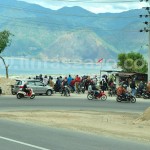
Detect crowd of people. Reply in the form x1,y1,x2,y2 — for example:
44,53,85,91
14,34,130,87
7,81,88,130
116,77,150,98
28,74,150,98
29,74,115,95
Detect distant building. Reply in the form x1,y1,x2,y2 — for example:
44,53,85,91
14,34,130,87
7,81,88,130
115,72,147,87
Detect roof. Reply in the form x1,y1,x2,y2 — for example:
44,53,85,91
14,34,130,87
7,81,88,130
116,72,136,77
115,72,147,77
100,70,122,73
15,79,40,82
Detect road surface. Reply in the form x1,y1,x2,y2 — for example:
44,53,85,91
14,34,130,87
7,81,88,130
0,94,150,150
0,119,150,150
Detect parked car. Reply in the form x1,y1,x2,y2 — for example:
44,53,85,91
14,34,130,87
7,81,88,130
12,79,54,96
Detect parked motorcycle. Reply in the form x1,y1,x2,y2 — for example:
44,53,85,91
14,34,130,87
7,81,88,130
116,93,136,103
143,91,150,99
61,85,70,96
76,86,85,94
68,85,75,93
108,88,116,97
136,88,145,98
16,88,35,99
87,90,107,101
54,84,62,93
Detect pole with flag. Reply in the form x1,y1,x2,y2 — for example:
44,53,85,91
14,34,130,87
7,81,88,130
97,58,103,80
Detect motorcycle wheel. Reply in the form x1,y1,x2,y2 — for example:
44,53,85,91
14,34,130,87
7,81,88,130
130,97,136,103
64,90,68,97
16,93,23,99
143,94,148,99
87,94,93,100
101,95,107,101
76,89,80,94
46,90,52,96
116,97,121,102
30,94,35,99
68,86,74,93
108,91,112,97
59,88,62,94
70,89,74,93
82,89,85,94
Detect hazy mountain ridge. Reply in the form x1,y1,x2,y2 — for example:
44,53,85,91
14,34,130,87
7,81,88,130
0,0,147,61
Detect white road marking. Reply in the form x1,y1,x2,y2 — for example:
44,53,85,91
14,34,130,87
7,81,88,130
0,136,51,150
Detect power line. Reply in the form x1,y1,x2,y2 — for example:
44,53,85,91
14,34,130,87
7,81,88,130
28,0,142,4
0,1,145,33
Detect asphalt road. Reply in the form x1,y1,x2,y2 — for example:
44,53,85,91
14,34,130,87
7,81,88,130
0,119,150,150
0,94,150,150
0,94,150,113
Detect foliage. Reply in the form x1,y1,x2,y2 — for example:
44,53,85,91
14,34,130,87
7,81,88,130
0,30,13,78
117,52,147,73
0,30,13,54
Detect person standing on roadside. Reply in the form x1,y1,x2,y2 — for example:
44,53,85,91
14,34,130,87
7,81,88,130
67,75,73,85
146,81,150,92
39,74,43,82
75,75,81,93
100,78,106,92
43,75,49,85
49,77,54,89
130,79,136,97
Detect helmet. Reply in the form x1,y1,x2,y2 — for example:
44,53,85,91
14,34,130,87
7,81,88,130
123,84,127,88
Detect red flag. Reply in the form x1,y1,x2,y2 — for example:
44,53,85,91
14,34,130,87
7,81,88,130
97,58,103,63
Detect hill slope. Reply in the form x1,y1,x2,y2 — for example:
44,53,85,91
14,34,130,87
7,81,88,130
0,0,147,61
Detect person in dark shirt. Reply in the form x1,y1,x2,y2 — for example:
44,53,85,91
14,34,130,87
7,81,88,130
22,82,30,95
91,83,99,98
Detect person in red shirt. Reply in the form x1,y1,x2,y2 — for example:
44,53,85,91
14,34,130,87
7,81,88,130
75,75,81,93
117,84,128,98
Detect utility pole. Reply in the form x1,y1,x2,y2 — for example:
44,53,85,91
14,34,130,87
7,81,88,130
140,0,150,81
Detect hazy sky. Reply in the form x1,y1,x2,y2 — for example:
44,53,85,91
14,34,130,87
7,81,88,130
19,0,148,14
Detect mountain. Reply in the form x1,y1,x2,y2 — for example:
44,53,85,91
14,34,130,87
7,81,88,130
0,0,147,62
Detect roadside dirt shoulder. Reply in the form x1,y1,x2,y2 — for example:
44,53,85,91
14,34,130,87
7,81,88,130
0,108,150,143
0,77,15,95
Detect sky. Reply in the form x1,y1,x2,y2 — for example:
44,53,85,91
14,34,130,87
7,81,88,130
19,0,149,14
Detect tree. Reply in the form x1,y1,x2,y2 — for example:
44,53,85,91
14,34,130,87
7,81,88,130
117,52,147,73
0,30,13,78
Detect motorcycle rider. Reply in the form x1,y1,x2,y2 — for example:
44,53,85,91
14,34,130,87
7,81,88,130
22,82,30,95
61,77,70,96
88,82,92,92
88,82,99,98
117,84,128,98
